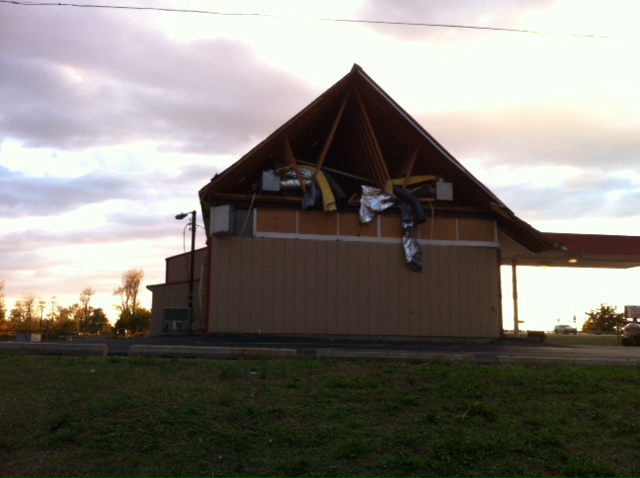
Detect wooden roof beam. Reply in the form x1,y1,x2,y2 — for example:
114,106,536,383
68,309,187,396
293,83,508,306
401,147,419,189
315,90,350,172
355,89,390,186
281,136,306,194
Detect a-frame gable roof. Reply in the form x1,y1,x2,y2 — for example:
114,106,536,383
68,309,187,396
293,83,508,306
200,64,557,253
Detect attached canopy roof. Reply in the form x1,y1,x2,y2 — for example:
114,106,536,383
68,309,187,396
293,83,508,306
199,64,557,254
501,232,640,269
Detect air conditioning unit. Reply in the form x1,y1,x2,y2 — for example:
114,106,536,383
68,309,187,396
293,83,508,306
211,205,234,236
436,181,453,201
261,170,281,192
162,308,192,332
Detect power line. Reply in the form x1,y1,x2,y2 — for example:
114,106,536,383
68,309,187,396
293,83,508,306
0,0,622,40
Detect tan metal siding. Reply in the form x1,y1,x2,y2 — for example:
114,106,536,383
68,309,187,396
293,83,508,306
148,281,204,336
165,248,208,284
208,237,500,338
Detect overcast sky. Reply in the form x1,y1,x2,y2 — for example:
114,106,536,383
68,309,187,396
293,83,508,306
1,0,639,329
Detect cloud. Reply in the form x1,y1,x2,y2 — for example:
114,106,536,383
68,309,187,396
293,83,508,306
493,173,639,220
0,165,139,217
353,0,557,42
0,3,315,155
419,105,640,170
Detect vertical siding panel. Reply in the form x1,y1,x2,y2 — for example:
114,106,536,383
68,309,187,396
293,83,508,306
209,239,220,332
249,239,263,333
225,239,240,331
325,241,339,334
296,239,308,334
471,248,483,337
304,241,318,333
335,242,349,334
315,242,328,334
271,238,286,333
377,242,390,337
340,242,352,334
380,242,393,336
461,247,479,337
456,247,470,336
473,248,486,336
247,239,259,333
230,239,242,332
438,247,452,336
368,242,381,336
217,239,233,332
228,239,240,331
357,243,369,335
346,242,360,335
449,248,462,336
477,249,490,336
373,243,385,336
259,239,274,332
385,243,401,336
409,258,422,337
482,248,500,337
288,240,307,334
395,249,411,336
211,239,222,332
419,245,431,336
431,245,444,337
226,239,239,332
238,239,252,333
282,239,296,334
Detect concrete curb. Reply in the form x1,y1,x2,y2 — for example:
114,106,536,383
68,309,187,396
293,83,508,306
0,342,108,357
316,349,477,363
495,355,640,366
316,350,640,366
128,345,298,359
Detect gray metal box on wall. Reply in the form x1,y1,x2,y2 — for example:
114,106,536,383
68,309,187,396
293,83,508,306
436,182,453,201
211,205,234,236
261,170,280,192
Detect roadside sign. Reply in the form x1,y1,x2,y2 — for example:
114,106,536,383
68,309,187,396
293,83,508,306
624,306,640,319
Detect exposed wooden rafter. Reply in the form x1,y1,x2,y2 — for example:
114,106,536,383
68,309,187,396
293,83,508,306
315,90,350,172
355,89,390,186
281,136,306,194
400,147,419,188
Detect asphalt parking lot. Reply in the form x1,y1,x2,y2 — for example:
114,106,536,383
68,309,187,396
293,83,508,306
82,333,640,365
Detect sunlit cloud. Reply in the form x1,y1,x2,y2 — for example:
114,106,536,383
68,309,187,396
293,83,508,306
1,0,639,329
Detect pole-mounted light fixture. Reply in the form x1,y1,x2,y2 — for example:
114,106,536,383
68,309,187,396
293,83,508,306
175,210,197,331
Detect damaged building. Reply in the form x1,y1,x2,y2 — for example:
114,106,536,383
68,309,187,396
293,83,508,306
148,64,562,339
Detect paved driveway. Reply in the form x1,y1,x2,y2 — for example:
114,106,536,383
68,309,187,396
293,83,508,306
80,334,640,364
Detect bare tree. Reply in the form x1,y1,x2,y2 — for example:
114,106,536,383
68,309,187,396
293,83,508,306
0,281,6,322
37,298,47,330
79,287,95,333
113,269,144,321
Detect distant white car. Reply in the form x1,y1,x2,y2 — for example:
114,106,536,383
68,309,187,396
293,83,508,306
554,324,577,334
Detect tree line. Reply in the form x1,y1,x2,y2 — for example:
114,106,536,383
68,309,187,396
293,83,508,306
0,269,151,338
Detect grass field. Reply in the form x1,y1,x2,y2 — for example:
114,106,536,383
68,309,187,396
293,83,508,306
2,355,640,477
542,333,619,347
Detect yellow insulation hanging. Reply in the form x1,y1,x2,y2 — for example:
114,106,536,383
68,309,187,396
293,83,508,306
384,175,438,195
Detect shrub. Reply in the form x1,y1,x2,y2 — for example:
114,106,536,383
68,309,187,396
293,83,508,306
527,331,546,342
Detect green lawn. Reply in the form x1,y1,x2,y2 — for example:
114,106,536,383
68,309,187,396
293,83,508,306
544,333,620,346
2,355,640,477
